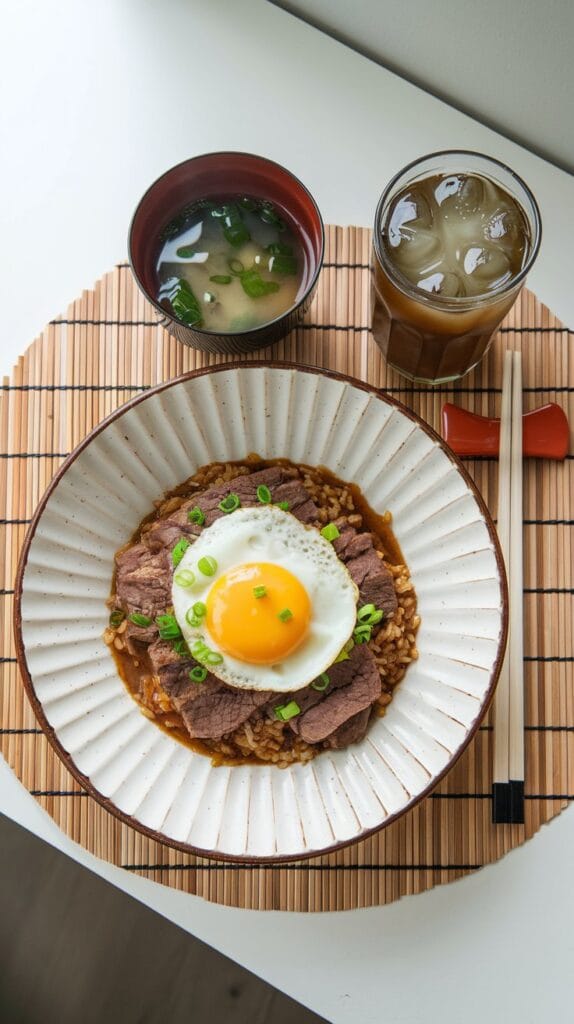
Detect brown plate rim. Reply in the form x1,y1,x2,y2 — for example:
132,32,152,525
13,361,508,865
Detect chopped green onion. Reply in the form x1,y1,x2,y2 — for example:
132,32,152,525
188,506,205,526
223,221,250,248
357,603,376,622
192,601,207,618
172,638,190,656
189,666,207,683
278,608,293,622
239,268,280,299
174,569,195,588
228,258,244,276
171,537,190,567
275,501,290,512
321,523,340,542
334,638,355,663
192,639,208,657
185,609,201,628
353,623,372,644
256,484,272,504
155,613,182,640
218,493,240,514
274,700,301,722
204,651,223,665
128,612,152,627
176,245,197,258
209,274,232,285
268,253,298,276
253,585,267,599
109,610,125,628
161,278,203,328
198,555,217,577
266,241,292,256
311,673,330,692
357,604,384,626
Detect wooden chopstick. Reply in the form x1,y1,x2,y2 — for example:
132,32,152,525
492,351,525,824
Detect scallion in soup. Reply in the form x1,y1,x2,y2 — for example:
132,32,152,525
156,196,305,332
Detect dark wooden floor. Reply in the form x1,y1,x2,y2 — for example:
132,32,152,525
0,815,328,1024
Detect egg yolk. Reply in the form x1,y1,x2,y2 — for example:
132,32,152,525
205,562,311,665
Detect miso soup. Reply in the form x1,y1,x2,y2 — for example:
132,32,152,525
156,196,305,333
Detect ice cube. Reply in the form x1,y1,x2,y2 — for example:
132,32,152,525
435,174,484,220
417,270,464,297
462,244,511,292
387,189,434,245
483,205,528,258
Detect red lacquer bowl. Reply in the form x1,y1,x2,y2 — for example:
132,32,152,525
129,152,325,356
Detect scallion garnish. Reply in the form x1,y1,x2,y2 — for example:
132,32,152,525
256,484,272,504
172,638,190,656
192,601,207,618
334,638,355,663
311,673,330,692
204,651,223,665
353,623,372,645
189,666,207,683
278,608,293,622
228,258,244,276
109,610,125,628
155,613,182,641
357,604,384,625
176,245,197,258
185,609,201,628
274,700,301,722
275,501,290,512
239,268,280,299
128,612,152,628
188,506,205,526
209,275,232,285
321,523,340,542
198,555,217,577
171,537,190,567
253,585,267,599
218,493,240,514
174,569,195,588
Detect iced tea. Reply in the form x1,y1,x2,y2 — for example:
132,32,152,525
371,152,541,383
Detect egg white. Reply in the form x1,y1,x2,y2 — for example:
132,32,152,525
171,506,358,692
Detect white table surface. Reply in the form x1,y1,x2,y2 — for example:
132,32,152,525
2,2,573,1021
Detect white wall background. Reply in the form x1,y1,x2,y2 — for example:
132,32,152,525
272,0,574,173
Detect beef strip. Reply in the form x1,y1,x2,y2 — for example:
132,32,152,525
124,619,158,657
181,686,273,740
114,544,171,617
294,644,381,744
324,706,371,749
149,639,273,741
332,524,398,617
141,519,198,555
346,548,398,616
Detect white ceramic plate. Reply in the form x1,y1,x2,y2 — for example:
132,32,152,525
15,364,506,861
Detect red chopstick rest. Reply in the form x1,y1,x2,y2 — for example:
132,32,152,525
442,402,570,459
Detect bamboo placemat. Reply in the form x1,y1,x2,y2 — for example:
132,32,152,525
1,225,572,911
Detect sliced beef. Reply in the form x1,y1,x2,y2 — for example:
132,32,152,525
167,465,318,531
181,686,273,740
346,547,398,616
142,519,198,555
149,639,273,741
332,527,372,562
295,645,381,744
271,478,319,525
124,619,158,657
324,707,371,749
159,655,223,711
114,544,171,617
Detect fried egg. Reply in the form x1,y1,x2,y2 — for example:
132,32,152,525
171,506,358,692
